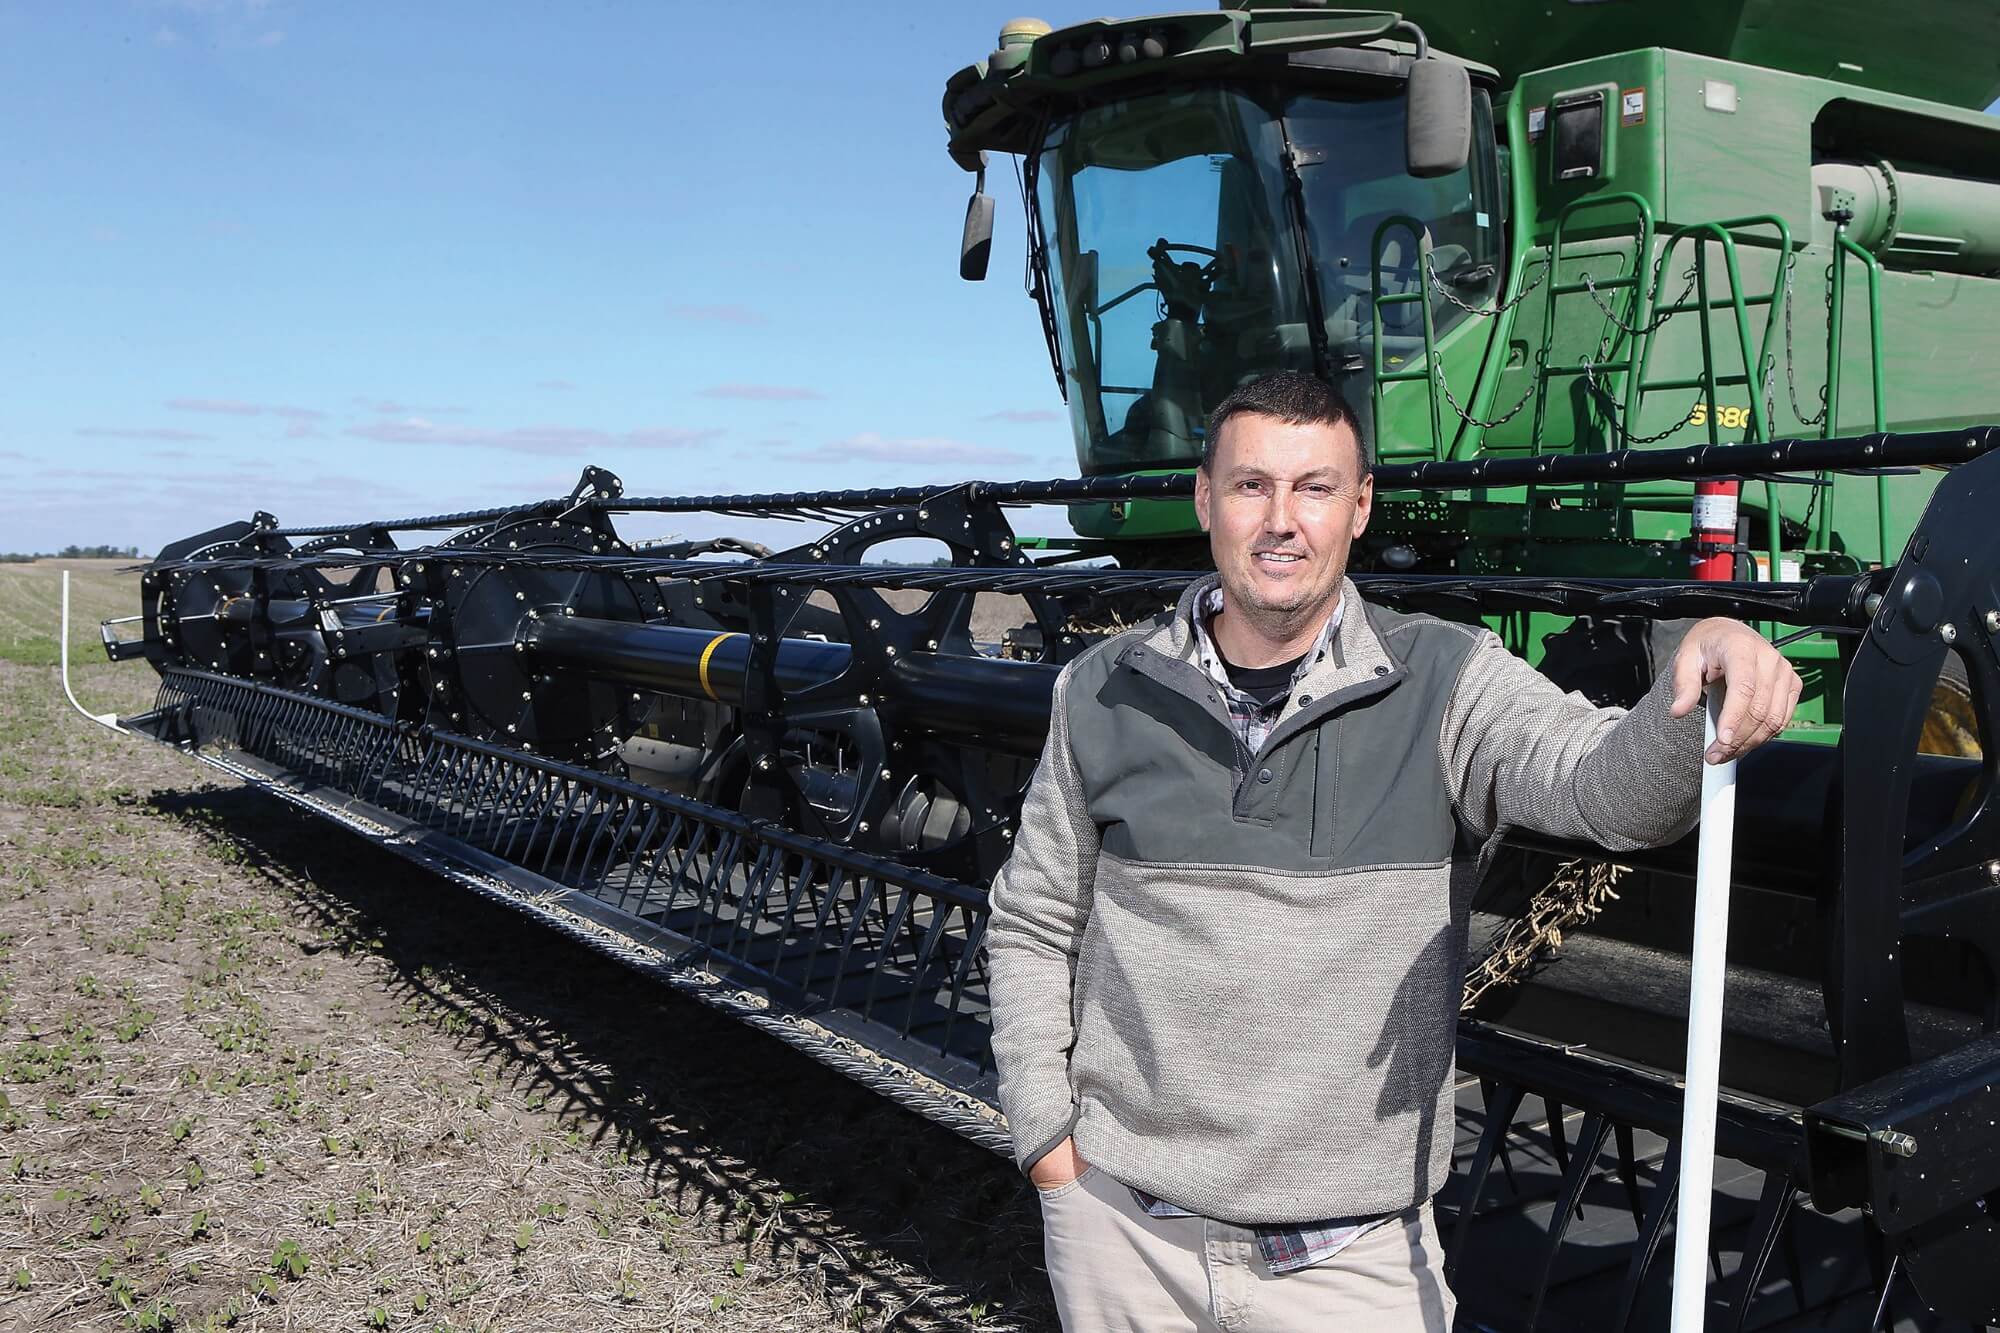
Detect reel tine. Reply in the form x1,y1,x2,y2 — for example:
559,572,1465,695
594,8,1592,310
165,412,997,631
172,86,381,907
1724,1169,1798,1333
1525,1109,1613,1332
1612,1139,1680,1333
1614,1121,1645,1229
1869,1249,1900,1333
1544,1096,1570,1179
1447,1079,1526,1280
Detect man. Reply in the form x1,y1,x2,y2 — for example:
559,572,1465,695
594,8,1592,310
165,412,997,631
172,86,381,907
985,371,1800,1331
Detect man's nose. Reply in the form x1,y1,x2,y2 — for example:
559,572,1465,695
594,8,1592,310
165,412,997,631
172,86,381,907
1262,484,1298,534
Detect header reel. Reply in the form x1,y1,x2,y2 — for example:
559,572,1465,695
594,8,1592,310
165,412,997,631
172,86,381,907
143,518,408,717
417,512,663,765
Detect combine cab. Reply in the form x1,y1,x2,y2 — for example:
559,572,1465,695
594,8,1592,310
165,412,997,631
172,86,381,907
73,4,2000,1328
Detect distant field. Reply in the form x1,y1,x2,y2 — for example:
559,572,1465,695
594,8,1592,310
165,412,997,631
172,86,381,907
0,561,146,674
0,561,1047,1332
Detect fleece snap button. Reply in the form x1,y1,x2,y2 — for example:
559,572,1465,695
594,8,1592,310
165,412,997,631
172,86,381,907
1297,694,1312,706
1257,768,1274,784
1373,665,1389,676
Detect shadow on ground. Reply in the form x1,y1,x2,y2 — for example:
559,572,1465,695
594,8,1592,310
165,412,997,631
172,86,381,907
148,784,1055,1332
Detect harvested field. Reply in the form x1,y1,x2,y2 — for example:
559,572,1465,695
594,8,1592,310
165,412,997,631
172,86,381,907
0,560,1053,1331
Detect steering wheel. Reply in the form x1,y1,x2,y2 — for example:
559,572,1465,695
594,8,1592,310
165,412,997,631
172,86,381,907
1147,238,1222,317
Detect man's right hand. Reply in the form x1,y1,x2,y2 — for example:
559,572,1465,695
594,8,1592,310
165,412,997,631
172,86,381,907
1029,1136,1090,1192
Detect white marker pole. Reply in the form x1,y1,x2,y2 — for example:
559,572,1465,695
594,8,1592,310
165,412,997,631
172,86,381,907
59,570,126,734
1671,688,1737,1332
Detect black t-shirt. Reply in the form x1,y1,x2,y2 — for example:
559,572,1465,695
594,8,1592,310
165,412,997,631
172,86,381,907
1221,651,1307,708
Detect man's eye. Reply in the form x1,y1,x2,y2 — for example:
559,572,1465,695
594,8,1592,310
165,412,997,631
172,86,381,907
1300,484,1332,499
1237,480,1265,494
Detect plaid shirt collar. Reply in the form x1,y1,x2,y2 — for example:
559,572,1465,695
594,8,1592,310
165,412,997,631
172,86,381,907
1189,587,1344,755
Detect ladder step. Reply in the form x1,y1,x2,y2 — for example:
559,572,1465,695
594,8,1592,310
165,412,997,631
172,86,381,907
1544,362,1639,377
1660,294,1778,314
1640,375,1750,390
1544,272,1640,292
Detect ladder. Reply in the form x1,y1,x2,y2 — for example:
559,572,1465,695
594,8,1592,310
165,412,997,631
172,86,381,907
1629,215,1793,448
1368,213,1445,460
1366,196,1661,462
1528,192,1657,455
1629,216,1794,579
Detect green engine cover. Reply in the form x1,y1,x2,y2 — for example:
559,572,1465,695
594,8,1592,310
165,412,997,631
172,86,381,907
1407,0,2000,110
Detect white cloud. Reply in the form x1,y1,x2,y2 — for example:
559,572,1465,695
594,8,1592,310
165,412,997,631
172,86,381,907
699,384,824,402
351,397,467,416
779,433,1030,468
345,418,719,455
76,426,214,442
168,397,325,420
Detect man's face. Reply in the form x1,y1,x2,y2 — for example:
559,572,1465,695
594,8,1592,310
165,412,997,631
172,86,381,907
1193,413,1372,624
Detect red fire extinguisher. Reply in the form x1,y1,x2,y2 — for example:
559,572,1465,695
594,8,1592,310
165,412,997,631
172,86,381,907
1691,479,1738,581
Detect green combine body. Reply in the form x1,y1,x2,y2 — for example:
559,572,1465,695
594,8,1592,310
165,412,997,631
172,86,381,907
943,3,2000,740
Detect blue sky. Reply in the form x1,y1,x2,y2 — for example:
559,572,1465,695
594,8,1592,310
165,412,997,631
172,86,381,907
0,1,1120,554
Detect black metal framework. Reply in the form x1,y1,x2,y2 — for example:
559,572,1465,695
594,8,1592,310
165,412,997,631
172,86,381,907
99,424,2000,1328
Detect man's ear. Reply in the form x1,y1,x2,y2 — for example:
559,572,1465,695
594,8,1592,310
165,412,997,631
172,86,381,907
1351,473,1374,540
1193,467,1213,533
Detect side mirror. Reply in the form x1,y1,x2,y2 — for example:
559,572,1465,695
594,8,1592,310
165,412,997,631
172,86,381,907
1406,58,1471,178
961,190,996,281
960,150,995,281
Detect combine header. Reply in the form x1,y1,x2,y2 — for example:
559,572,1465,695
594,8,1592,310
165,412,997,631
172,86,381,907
73,4,2000,1328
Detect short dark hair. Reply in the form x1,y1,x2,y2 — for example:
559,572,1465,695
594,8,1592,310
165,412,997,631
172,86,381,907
1202,371,1365,472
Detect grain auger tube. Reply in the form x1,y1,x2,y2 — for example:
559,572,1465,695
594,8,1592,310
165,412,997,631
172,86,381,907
67,425,2000,1328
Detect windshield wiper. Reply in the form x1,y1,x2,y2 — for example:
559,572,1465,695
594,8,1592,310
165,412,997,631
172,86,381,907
1275,117,1335,385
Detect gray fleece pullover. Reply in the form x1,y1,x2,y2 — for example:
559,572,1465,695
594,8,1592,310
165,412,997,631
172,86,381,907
984,576,1704,1224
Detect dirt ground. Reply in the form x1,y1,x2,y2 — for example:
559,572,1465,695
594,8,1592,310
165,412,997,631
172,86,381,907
0,560,1055,1332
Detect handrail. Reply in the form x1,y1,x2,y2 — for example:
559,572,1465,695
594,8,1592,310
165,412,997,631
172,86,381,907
1633,215,1795,584
1829,227,1891,564
1529,191,1656,454
1369,213,1445,460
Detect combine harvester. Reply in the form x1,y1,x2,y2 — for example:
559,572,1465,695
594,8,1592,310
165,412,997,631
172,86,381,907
70,4,2000,1327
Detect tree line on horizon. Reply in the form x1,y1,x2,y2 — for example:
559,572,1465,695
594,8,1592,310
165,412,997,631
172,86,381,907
1,544,148,563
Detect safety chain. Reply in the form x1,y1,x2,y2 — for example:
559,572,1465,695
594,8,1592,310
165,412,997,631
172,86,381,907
1580,337,1703,446
1569,259,1703,444
1580,262,1698,339
1762,353,1779,443
1430,351,1545,431
1395,255,1552,434
1416,252,1554,432
1783,251,1829,428
1426,253,1550,318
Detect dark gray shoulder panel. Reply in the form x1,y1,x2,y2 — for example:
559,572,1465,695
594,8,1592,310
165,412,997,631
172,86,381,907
1051,598,1492,873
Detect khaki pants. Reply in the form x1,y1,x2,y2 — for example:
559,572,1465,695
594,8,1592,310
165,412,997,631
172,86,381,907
1038,1167,1457,1332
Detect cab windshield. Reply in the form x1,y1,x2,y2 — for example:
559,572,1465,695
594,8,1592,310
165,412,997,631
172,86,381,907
1030,81,1499,475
